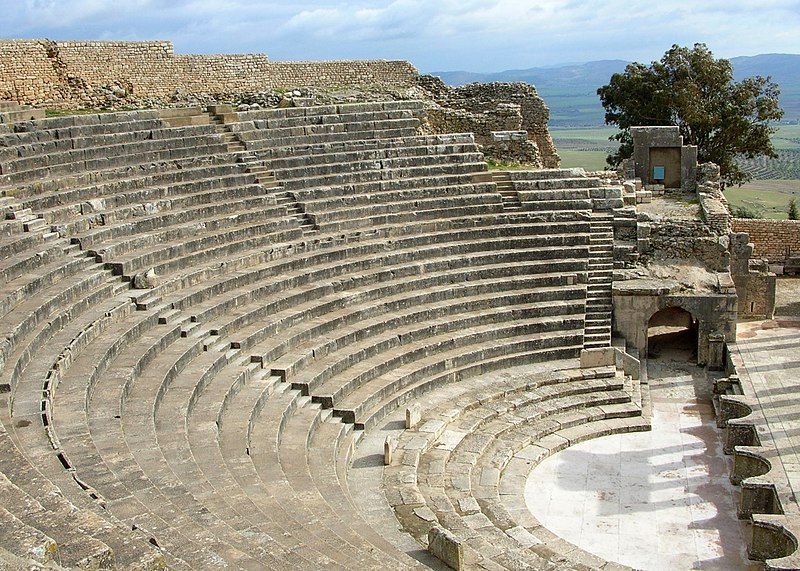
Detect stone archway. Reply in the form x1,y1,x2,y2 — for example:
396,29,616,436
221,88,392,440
647,305,699,360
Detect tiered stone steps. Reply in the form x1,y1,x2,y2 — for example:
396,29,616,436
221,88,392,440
382,363,648,569
0,102,609,568
0,100,45,124
491,171,522,211
231,101,424,152
233,102,501,234
585,212,614,349
504,168,598,213
492,169,615,350
611,205,645,268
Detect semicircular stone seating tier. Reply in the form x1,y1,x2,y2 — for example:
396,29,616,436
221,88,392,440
0,100,645,569
380,363,649,569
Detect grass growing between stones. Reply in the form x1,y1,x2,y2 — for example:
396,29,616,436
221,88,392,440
486,158,524,170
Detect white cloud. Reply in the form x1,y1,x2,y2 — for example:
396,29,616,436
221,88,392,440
0,0,799,70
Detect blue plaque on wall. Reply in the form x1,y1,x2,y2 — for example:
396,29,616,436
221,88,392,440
653,166,666,180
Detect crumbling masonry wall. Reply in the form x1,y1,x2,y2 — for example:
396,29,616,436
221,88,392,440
732,219,800,263
645,218,731,272
417,77,559,168
447,82,559,168
0,40,418,107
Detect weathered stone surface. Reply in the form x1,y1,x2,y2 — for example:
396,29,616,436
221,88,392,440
132,268,158,289
428,526,463,570
384,435,395,466
0,40,418,108
579,347,615,368
406,404,421,429
417,77,559,168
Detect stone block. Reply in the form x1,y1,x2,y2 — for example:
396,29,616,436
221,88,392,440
384,435,395,465
406,404,421,429
132,268,158,289
428,526,463,571
580,347,615,368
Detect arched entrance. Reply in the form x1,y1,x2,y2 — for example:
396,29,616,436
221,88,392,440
647,306,698,360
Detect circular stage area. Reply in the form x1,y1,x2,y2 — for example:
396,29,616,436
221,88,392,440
525,343,755,570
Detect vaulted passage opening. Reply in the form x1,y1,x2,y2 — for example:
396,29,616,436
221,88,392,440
647,306,698,360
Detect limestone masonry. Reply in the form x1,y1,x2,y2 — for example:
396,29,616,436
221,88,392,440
0,37,796,571
0,40,418,106
733,218,800,264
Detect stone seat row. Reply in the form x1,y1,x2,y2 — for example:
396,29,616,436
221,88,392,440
0,194,592,564
0,419,166,569
0,122,218,176
1,136,230,187
20,241,576,568
40,217,592,564
232,100,425,123
254,132,475,163
278,158,489,192
266,133,477,171
383,363,648,569
233,116,420,142
273,149,486,184
0,101,607,568
0,104,423,567
0,100,45,125
9,109,165,132
0,116,169,151
181,223,591,345
41,165,269,234
242,125,421,153
231,105,424,153
0,235,167,567
135,214,589,323
85,182,521,282
5,153,235,205
233,108,420,135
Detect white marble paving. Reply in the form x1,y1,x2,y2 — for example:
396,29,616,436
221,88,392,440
525,340,757,570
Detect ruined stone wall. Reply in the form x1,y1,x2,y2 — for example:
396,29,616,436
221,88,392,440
0,40,64,104
645,218,730,272
732,219,800,263
446,82,559,168
418,77,559,168
729,233,776,319
174,54,272,94
696,163,732,235
265,60,418,89
0,39,418,107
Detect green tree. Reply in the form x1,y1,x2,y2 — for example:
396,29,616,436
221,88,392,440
598,43,784,186
789,199,799,220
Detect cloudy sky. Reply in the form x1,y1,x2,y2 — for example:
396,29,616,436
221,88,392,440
2,0,800,72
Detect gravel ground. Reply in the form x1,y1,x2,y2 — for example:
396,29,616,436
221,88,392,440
637,194,701,220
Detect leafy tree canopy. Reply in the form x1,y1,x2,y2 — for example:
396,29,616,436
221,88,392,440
598,43,784,186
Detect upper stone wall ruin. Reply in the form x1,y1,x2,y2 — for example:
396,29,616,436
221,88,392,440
732,218,800,264
0,39,418,107
416,77,560,168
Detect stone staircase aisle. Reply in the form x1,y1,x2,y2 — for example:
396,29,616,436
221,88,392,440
207,105,318,236
491,171,522,211
584,212,614,349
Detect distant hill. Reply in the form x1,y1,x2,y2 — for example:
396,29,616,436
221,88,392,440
731,54,800,123
430,54,800,127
